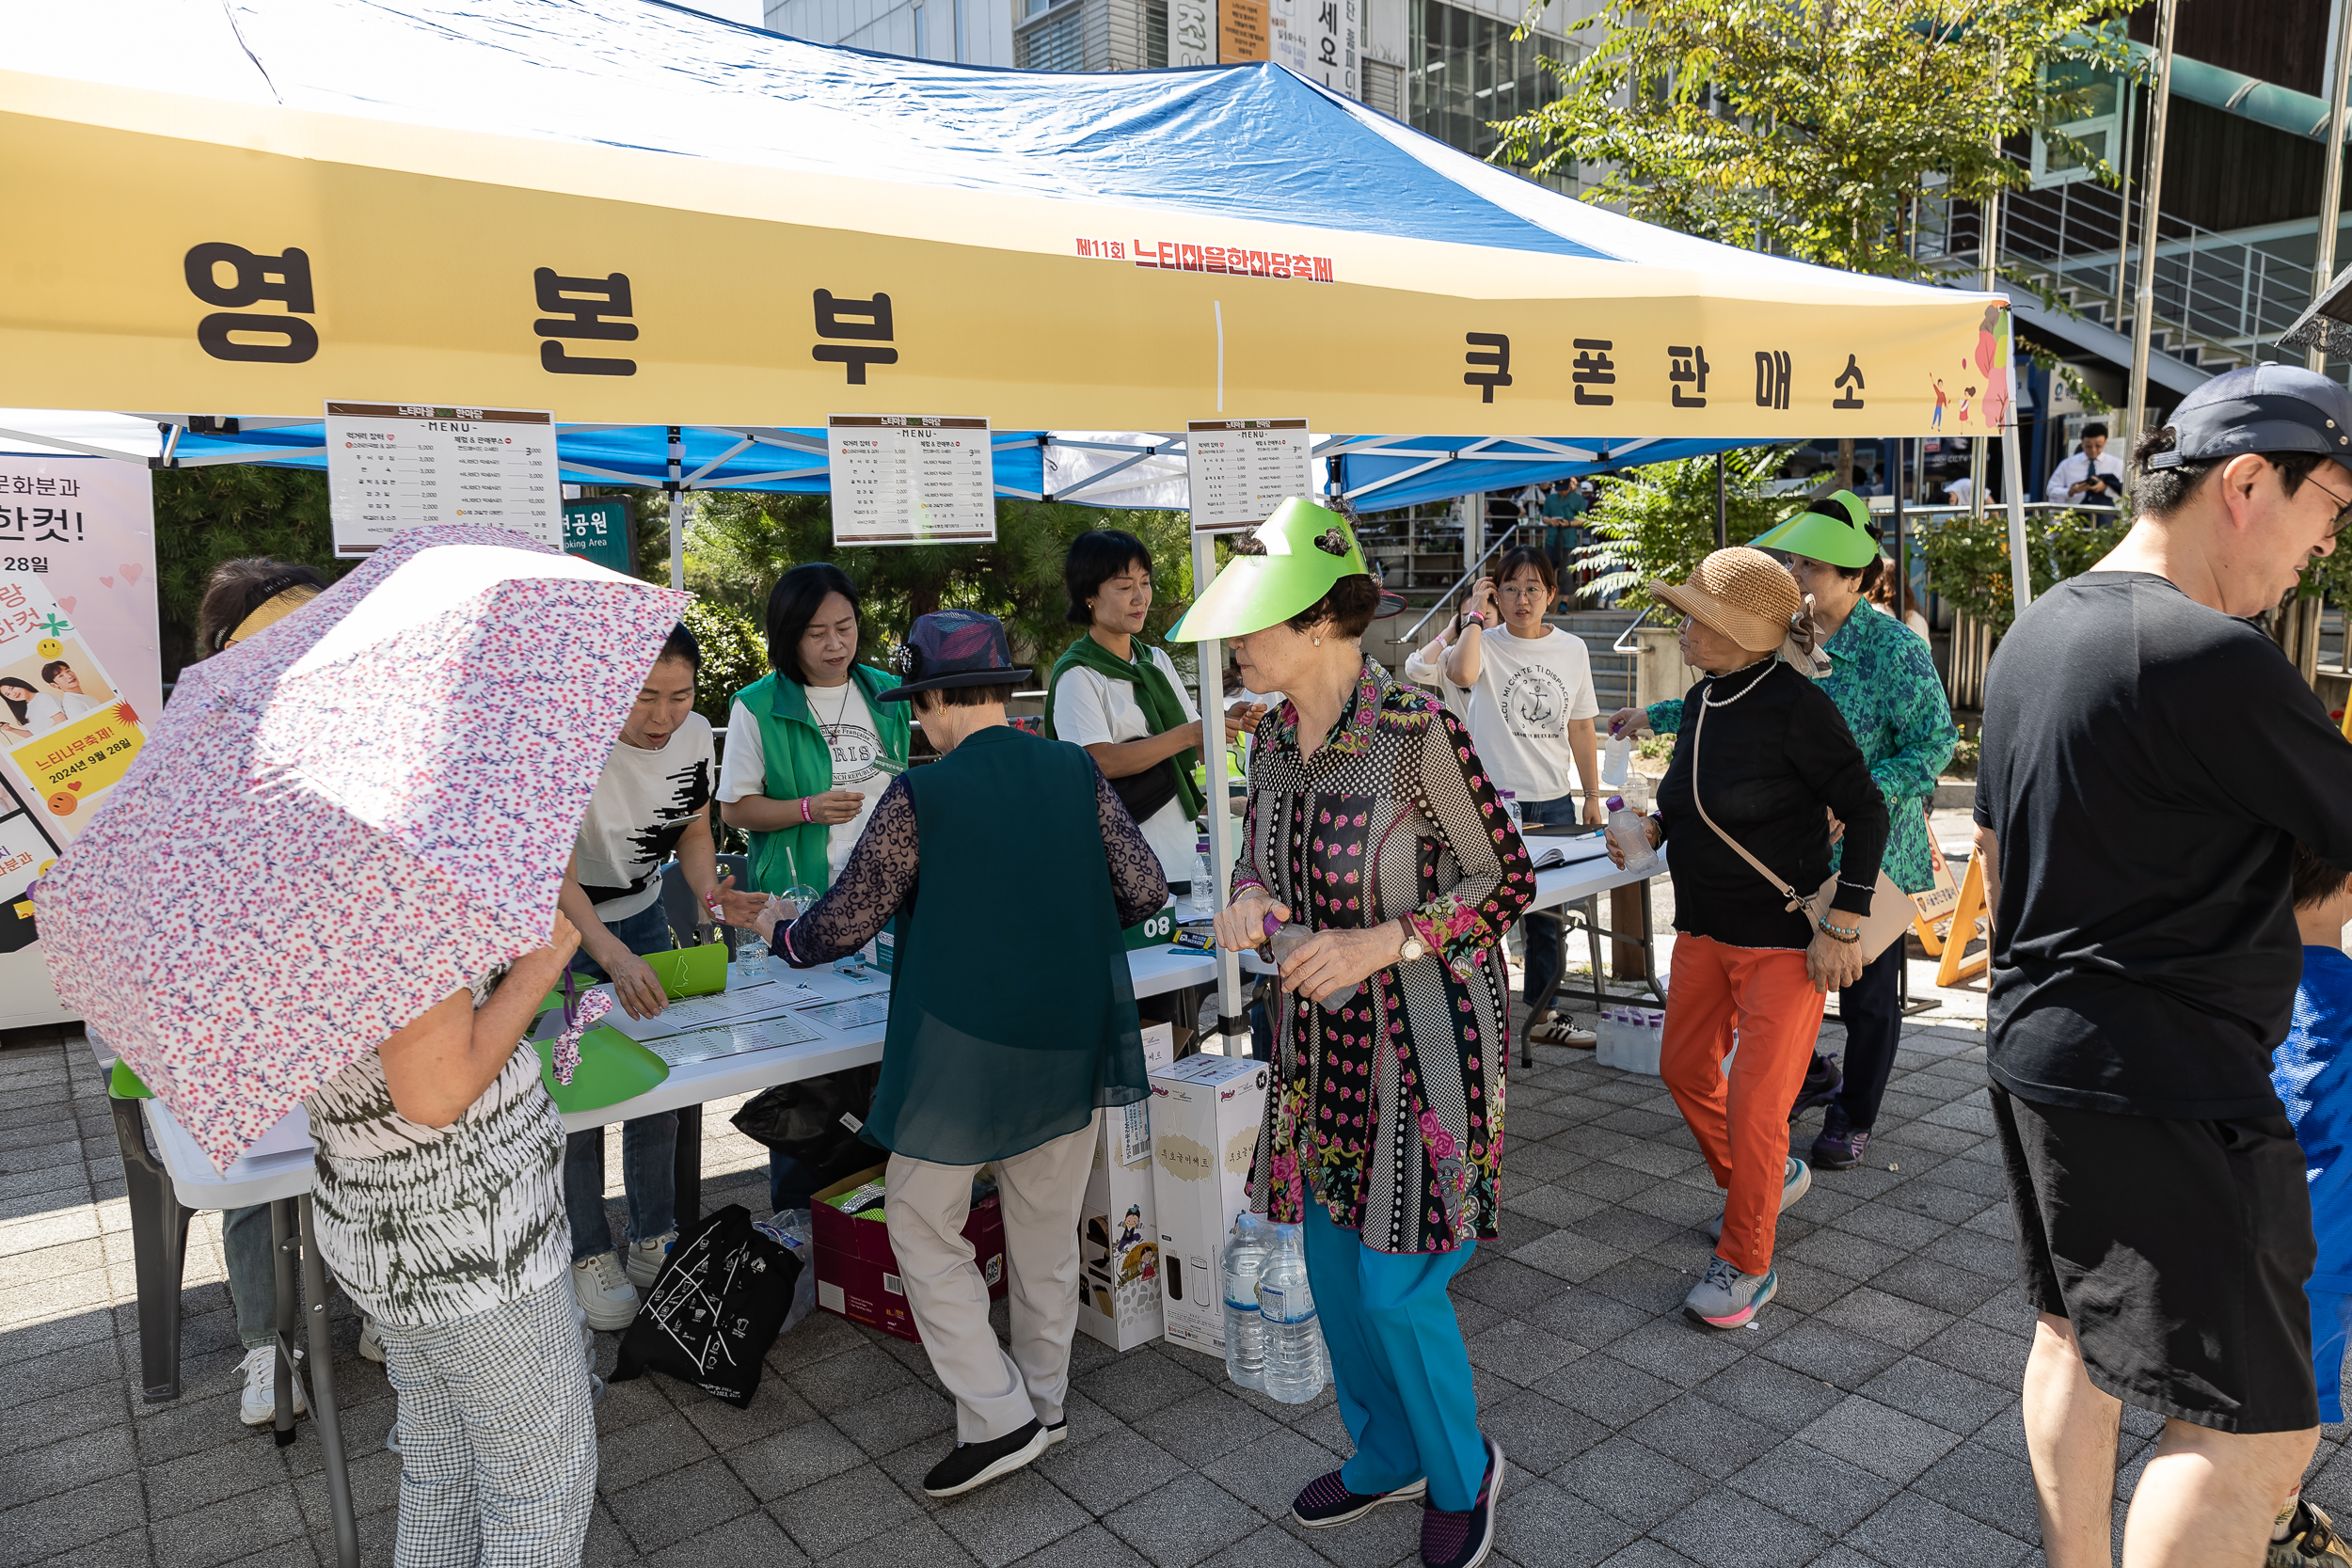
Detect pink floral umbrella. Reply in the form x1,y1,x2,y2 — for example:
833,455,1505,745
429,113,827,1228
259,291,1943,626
33,527,689,1171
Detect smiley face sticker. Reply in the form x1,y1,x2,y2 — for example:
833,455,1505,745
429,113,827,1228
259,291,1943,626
44,789,76,816
36,639,62,660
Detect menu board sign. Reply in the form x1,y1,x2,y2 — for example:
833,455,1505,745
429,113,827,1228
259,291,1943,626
1186,419,1313,531
827,415,996,546
325,402,564,557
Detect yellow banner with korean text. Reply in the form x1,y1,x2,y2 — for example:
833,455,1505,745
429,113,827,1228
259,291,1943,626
0,83,2009,437
9,705,144,821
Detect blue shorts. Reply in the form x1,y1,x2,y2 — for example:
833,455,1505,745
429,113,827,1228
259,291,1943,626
2312,1287,2352,1424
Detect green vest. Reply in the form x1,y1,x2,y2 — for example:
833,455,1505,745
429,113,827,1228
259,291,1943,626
869,726,1147,1164
731,665,909,895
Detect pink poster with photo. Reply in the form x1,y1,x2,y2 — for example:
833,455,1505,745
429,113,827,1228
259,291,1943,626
0,454,158,1027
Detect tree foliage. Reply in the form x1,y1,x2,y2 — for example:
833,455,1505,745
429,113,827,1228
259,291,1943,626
1912,507,2127,633
1573,447,1800,612
1496,0,2135,279
661,491,1200,698
151,467,347,680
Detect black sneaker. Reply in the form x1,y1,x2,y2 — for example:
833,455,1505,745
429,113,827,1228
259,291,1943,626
921,1419,1050,1498
1788,1053,1842,1118
1420,1437,1503,1568
1292,1468,1428,1528
1809,1104,1872,1171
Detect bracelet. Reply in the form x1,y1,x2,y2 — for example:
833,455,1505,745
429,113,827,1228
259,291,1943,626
799,796,813,824
1817,917,1861,943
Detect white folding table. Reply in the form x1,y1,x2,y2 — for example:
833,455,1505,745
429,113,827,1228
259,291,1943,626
110,943,1218,1568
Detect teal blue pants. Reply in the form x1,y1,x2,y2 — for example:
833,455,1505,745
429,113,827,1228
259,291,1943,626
1302,1202,1486,1512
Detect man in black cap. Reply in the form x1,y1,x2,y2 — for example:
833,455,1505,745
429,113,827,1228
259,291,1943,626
1976,364,2352,1567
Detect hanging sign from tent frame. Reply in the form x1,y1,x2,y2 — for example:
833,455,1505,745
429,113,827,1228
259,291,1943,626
326,403,564,558
1187,420,1312,531
827,415,996,546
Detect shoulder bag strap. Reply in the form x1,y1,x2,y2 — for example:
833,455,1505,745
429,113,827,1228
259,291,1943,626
1687,696,1809,916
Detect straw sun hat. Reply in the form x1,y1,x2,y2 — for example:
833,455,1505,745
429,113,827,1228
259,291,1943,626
1650,547,1807,657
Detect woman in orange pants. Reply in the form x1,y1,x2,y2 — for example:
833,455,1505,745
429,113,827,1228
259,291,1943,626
1608,548,1889,1328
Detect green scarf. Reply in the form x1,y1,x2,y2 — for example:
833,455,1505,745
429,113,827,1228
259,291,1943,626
1041,633,1205,823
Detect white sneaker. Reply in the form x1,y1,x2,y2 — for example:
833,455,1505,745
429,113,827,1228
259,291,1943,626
357,1316,386,1364
571,1252,640,1331
624,1230,677,1290
238,1344,309,1427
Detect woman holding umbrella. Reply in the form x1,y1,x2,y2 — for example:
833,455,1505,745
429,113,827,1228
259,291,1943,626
1613,494,1953,1172
1179,499,1533,1568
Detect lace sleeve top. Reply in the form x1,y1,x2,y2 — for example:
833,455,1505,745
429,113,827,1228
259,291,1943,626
773,753,1168,966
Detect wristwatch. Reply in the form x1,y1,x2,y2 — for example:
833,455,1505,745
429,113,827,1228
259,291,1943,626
1398,927,1428,962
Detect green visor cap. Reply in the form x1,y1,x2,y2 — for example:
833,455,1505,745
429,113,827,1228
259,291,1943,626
1749,489,1882,570
1167,498,1371,641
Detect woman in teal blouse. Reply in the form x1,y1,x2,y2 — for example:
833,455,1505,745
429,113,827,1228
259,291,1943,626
1613,492,1955,1170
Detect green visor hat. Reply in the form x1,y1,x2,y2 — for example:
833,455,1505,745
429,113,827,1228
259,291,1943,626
1167,498,1370,641
1749,489,1882,570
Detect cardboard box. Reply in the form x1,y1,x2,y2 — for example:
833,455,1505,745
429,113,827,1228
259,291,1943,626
1147,1052,1271,1359
1075,1023,1178,1352
810,1162,1007,1343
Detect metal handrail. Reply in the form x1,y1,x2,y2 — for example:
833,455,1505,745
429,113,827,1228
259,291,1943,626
1400,520,1534,644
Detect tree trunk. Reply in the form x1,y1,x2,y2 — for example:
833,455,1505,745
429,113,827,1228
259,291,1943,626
1836,437,1855,490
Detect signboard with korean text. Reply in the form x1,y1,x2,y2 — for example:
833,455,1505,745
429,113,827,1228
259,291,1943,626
1272,0,1358,97
325,403,564,558
1218,0,1266,60
562,496,635,575
1170,0,1216,66
1186,420,1313,531
827,416,996,546
0,456,159,1025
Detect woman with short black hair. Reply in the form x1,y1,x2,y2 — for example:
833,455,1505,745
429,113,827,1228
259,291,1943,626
717,563,909,897
1042,529,1205,894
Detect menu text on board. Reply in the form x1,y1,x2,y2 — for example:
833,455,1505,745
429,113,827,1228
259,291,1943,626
827,416,997,546
1186,419,1313,531
324,403,564,558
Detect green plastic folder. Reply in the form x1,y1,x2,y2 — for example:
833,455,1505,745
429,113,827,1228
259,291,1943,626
532,1025,671,1115
536,941,729,1015
109,1061,152,1100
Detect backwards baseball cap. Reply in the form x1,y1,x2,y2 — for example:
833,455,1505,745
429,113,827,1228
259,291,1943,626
2148,363,2352,477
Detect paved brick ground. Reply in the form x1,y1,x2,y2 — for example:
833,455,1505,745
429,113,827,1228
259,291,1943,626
7,927,2346,1567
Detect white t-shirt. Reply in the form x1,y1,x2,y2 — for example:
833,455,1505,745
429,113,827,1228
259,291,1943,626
718,681,891,881
32,690,93,733
1052,645,1202,885
1943,476,1974,508
1458,626,1599,804
574,712,716,922
1401,639,1468,718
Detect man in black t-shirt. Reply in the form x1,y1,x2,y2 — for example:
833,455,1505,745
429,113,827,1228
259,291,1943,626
1976,364,2352,1568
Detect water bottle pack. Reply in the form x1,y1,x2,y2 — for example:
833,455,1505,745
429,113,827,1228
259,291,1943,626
1595,1005,1666,1075
1221,1214,1328,1402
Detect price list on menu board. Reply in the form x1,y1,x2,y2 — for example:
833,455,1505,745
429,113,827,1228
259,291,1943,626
1185,419,1314,531
324,403,565,558
827,416,996,546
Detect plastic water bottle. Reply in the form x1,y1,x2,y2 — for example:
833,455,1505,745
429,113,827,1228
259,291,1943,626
1266,914,1359,1003
1221,1213,1271,1391
1258,1223,1327,1404
1500,789,1523,832
1193,848,1217,918
1605,795,1660,875
1601,730,1632,787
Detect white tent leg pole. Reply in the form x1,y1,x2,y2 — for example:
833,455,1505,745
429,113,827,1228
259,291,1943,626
2005,422,2031,616
1191,530,1246,1051
666,424,686,592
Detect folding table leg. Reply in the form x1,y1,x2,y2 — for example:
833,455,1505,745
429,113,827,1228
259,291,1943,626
674,1103,704,1227
113,1096,191,1402
268,1198,299,1448
299,1196,359,1568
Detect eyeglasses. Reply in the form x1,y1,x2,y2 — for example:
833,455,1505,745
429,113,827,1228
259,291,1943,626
2310,473,2352,531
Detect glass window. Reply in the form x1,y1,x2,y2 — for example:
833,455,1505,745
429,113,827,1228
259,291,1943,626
1406,0,1577,185
2031,63,2120,189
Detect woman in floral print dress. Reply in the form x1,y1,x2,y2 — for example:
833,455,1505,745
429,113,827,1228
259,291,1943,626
1174,499,1533,1568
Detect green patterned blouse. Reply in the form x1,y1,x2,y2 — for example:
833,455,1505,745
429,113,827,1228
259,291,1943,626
1647,604,1956,894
